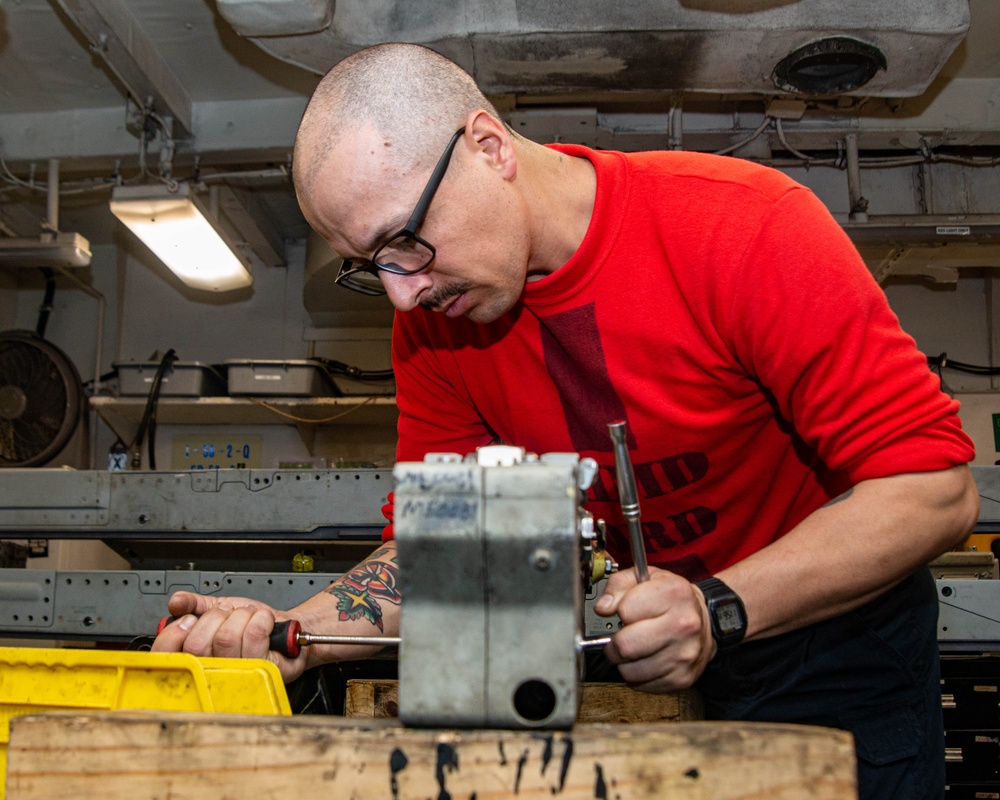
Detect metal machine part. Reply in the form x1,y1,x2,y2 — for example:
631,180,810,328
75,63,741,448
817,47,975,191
934,467,1000,652
394,447,610,729
0,454,619,646
0,466,391,641
100,539,377,573
0,467,390,541
0,568,341,641
972,465,1000,533
0,564,620,645
937,579,1000,650
0,565,621,644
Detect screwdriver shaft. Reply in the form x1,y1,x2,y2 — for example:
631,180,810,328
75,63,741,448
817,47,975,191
299,633,400,648
608,420,650,582
298,633,611,650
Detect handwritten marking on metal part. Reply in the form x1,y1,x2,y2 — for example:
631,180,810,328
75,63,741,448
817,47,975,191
397,468,477,493
398,497,478,521
435,742,459,800
389,747,408,800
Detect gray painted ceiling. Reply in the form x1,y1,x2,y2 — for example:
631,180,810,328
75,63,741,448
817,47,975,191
0,0,998,253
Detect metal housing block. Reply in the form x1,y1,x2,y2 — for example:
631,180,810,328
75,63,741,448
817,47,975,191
394,451,586,729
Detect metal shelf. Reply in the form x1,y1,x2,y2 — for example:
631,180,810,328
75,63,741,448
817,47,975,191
90,395,399,447
92,395,396,424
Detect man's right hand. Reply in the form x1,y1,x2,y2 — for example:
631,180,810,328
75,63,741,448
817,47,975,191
151,591,309,683
152,541,403,684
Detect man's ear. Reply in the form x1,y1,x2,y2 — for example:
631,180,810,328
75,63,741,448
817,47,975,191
465,109,517,180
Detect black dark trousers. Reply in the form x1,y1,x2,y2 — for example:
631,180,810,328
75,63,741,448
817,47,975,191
697,568,945,800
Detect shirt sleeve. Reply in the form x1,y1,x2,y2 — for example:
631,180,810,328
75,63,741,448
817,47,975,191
723,186,974,484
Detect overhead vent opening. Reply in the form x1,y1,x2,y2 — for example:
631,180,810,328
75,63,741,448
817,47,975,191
773,37,888,96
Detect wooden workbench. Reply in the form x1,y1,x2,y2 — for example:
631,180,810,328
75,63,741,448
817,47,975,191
5,710,857,799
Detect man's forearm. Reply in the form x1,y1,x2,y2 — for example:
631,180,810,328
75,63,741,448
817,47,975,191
292,540,403,669
719,465,979,641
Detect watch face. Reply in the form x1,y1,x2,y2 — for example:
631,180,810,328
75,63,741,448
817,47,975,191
715,600,745,635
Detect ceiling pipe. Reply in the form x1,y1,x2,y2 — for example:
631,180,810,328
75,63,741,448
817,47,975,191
845,133,869,222
45,159,60,235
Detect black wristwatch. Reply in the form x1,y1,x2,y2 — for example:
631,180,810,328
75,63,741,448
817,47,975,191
696,576,747,652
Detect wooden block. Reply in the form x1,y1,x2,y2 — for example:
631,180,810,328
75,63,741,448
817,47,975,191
6,710,857,799
344,679,704,722
578,682,704,723
344,677,400,718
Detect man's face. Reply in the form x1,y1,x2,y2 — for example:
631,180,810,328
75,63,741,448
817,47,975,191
302,125,530,325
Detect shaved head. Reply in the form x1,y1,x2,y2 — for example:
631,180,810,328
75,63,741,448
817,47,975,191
293,43,502,204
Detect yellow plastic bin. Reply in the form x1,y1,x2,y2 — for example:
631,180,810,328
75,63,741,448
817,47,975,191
0,646,291,798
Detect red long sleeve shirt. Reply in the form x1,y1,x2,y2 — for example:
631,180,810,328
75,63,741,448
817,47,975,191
385,145,974,580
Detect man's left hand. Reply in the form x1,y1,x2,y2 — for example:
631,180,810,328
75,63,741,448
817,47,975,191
593,567,716,693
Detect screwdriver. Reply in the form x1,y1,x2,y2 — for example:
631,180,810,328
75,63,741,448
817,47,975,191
157,617,611,657
157,616,400,659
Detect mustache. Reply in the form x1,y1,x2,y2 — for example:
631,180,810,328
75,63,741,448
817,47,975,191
420,282,472,312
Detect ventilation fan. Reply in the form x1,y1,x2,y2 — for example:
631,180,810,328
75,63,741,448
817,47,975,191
0,330,84,467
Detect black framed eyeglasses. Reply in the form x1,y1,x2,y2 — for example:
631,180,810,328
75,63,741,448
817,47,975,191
334,127,466,296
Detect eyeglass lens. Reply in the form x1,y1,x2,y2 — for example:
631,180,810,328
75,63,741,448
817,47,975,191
374,233,434,273
335,127,465,295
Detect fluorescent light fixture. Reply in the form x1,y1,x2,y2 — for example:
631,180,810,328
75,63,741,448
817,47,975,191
110,184,252,291
0,232,92,268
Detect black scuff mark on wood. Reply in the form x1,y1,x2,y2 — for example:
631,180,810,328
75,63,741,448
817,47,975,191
436,742,459,800
389,747,408,800
498,739,507,766
514,747,530,794
556,734,574,793
532,733,554,776
684,766,700,780
594,763,608,799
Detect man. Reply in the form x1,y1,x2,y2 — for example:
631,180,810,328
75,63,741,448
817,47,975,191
154,43,979,799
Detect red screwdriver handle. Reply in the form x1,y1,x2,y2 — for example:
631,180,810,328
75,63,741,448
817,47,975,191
270,619,302,658
156,616,302,658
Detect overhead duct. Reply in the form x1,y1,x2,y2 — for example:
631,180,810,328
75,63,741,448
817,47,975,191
216,0,969,97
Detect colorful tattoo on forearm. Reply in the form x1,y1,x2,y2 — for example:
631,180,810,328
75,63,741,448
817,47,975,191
324,547,400,632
